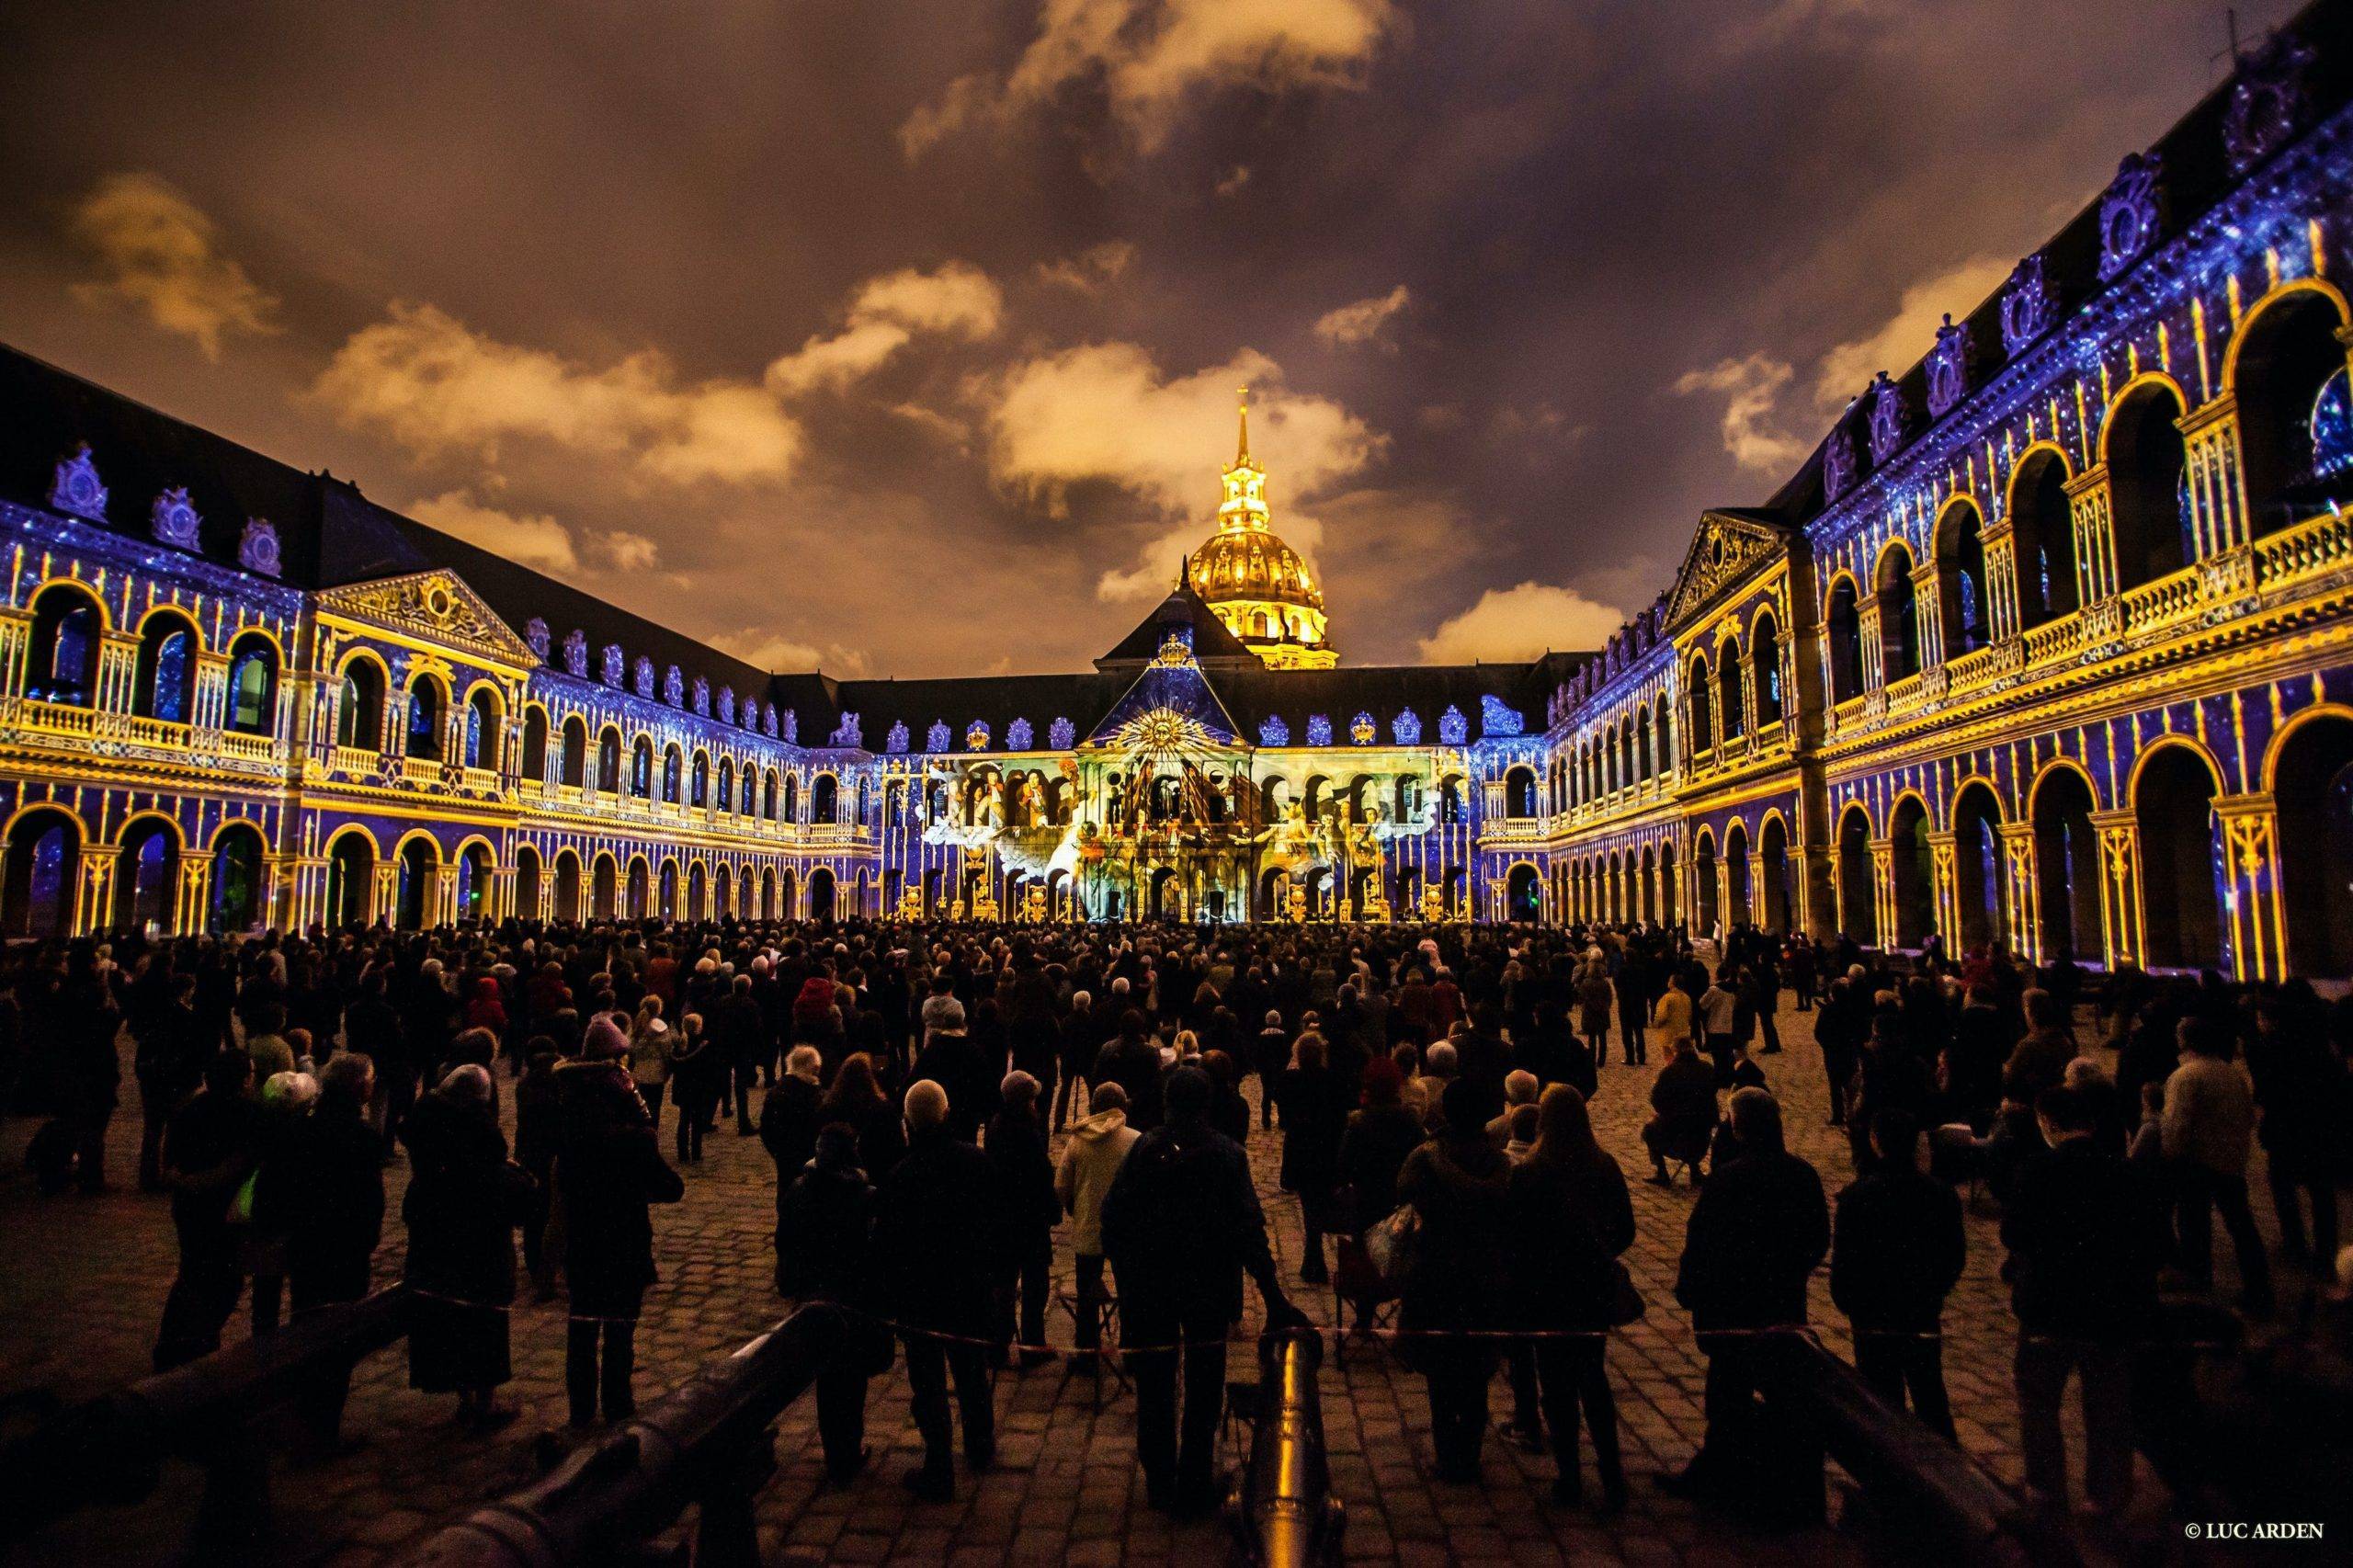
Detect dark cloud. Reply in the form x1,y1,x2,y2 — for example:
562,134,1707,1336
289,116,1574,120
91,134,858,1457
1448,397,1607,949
0,0,2301,676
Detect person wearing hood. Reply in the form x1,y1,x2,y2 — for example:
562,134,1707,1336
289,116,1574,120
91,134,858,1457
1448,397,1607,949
778,1121,883,1485
1397,1075,1516,1483
1056,1080,1138,1354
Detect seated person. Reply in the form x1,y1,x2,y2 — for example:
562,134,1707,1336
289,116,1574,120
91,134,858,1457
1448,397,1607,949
1642,1038,1719,1186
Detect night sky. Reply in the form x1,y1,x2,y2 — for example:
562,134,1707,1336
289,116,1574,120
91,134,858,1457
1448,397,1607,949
0,0,2300,678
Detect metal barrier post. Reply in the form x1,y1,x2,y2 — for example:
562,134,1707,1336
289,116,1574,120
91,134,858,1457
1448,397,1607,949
1231,1328,1343,1568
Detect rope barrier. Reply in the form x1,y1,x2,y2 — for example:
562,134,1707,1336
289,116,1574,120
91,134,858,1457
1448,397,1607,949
388,1288,2241,1359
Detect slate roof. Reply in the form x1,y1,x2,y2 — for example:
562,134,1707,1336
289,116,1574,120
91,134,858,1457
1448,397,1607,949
0,341,1574,747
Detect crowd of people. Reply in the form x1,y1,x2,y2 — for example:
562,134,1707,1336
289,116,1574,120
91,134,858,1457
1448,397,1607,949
3,912,2349,1527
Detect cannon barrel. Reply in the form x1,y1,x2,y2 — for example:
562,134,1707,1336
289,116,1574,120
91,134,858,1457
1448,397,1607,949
0,1284,414,1541
1231,1328,1343,1568
402,1302,847,1568
1750,1332,2086,1568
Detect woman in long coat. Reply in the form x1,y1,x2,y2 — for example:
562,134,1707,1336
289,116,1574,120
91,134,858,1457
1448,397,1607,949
1396,1075,1514,1483
1275,1032,1350,1286
401,1064,529,1429
1506,1085,1634,1511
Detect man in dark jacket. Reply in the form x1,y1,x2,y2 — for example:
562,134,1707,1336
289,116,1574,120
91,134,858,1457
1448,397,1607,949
153,1050,259,1370
133,974,206,1191
1665,1089,1830,1520
778,1123,880,1485
871,1079,1003,1500
910,1003,998,1142
1093,1009,1166,1132
2000,1085,2167,1515
984,1071,1060,1366
709,974,768,1134
1829,1109,1965,1437
1101,1066,1307,1515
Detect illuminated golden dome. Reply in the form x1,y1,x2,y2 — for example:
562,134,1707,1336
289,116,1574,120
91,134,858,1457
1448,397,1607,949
1188,529,1324,612
1187,391,1337,670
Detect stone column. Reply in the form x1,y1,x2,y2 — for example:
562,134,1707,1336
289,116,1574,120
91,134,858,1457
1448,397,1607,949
265,854,301,934
2088,809,2143,970
1980,519,2021,645
1911,563,1946,673
2064,468,2117,606
1927,831,1960,947
1859,604,1885,691
435,865,460,927
371,864,399,927
96,630,142,722
1869,839,1896,949
1998,822,2040,962
176,859,213,936
73,855,114,937
2211,792,2282,983
2177,395,2246,559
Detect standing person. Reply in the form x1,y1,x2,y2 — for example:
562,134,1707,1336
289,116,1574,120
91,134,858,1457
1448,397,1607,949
2245,994,2347,1267
1251,1009,1291,1131
1395,1076,1514,1483
557,1074,686,1427
1664,1090,1830,1522
1051,991,1097,1132
711,974,768,1136
1828,1109,1965,1438
1649,973,1695,1076
1093,1009,1166,1132
2160,1017,2274,1313
871,1080,1003,1501
513,1044,562,1301
53,947,121,1193
760,1045,828,1210
1813,978,1864,1130
133,974,204,1192
985,1071,1059,1368
778,1123,882,1485
1576,962,1613,1070
1337,1059,1425,1233
1613,949,1652,1067
2001,1085,2168,1516
1275,1033,1349,1287
1506,1085,1633,1511
259,1051,383,1437
152,1050,260,1371
1055,1080,1137,1357
1101,1066,1306,1516
1696,968,1739,1085
266,1052,385,1313
627,995,671,1133
666,1013,717,1164
401,1065,528,1431
820,1053,907,1186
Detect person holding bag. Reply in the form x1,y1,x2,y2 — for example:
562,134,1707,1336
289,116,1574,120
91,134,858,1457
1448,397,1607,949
1506,1085,1636,1511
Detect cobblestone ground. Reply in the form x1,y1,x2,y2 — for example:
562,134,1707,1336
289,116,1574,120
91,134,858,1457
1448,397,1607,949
1,999,2287,1566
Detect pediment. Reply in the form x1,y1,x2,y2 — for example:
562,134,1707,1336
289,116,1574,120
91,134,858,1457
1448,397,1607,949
1664,512,1790,631
316,571,538,668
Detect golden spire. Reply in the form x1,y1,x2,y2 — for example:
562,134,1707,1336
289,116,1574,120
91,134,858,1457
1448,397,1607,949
1234,386,1251,469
